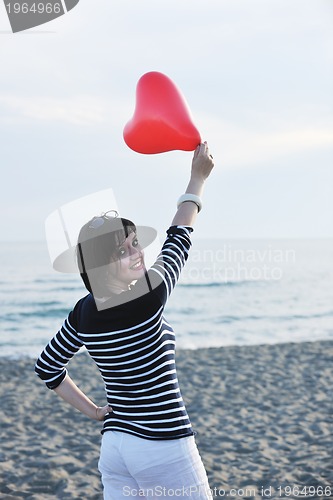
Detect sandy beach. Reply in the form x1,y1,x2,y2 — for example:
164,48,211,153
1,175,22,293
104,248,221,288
0,340,332,499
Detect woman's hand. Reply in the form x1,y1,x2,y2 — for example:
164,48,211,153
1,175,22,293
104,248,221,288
95,404,113,421
191,142,214,181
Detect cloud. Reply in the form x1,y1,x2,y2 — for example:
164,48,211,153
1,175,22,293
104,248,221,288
1,92,331,173
200,114,333,169
0,94,106,126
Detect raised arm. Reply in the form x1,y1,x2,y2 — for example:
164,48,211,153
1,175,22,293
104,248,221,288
172,142,214,227
142,142,214,305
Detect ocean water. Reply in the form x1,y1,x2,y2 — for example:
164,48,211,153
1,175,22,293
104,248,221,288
0,238,332,358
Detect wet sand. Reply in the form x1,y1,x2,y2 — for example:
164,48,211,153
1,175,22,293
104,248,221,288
0,341,332,499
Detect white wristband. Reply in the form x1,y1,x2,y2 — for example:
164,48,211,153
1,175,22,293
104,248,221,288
177,194,202,213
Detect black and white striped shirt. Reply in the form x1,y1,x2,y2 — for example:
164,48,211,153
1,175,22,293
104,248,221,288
35,226,195,440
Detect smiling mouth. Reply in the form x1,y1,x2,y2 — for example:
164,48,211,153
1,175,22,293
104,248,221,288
130,259,144,270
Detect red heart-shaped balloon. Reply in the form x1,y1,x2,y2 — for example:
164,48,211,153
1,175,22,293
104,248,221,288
123,72,201,154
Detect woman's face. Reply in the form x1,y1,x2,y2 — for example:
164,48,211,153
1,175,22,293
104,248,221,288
108,231,146,290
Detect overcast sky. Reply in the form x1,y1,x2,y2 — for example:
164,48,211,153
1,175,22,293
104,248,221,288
0,0,332,241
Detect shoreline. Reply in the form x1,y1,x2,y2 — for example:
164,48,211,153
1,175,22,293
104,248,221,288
1,337,333,362
0,340,332,499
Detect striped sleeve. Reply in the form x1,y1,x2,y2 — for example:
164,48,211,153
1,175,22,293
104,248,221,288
34,311,83,389
147,225,193,306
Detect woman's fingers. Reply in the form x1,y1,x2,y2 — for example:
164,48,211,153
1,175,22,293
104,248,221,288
198,142,213,160
96,404,113,421
193,143,201,159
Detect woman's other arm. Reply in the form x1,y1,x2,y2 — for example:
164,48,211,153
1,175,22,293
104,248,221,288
54,374,112,421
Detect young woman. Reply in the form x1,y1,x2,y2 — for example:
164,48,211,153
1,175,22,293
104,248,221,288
35,142,215,499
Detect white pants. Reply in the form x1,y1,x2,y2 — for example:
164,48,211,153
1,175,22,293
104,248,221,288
98,431,213,499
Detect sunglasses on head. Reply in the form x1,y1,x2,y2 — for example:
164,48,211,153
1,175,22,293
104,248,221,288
88,210,119,229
